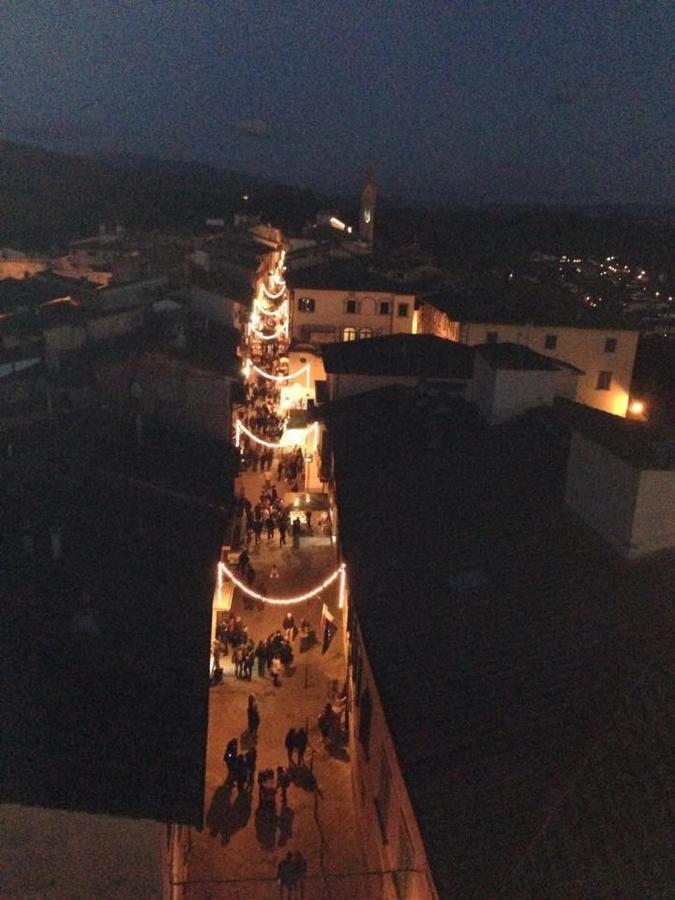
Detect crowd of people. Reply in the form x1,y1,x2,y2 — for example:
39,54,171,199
212,612,315,687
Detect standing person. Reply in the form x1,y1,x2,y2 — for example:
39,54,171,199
266,514,275,542
305,510,312,532
253,518,263,545
247,694,260,737
223,738,238,784
271,655,283,686
284,728,297,767
245,747,257,789
244,646,255,680
238,548,250,575
277,851,295,900
295,727,308,767
282,611,294,643
291,517,301,549
278,515,287,547
255,640,267,677
276,766,291,805
233,645,245,679
293,852,307,899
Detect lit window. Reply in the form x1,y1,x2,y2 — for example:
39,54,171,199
604,337,617,353
343,327,357,342
359,328,373,339
344,299,360,314
379,301,390,315
544,334,557,350
397,303,408,318
297,297,315,313
486,331,498,343
596,371,612,390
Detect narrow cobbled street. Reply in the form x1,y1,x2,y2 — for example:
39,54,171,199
184,255,366,899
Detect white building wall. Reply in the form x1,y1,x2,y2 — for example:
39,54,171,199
490,368,555,424
564,431,641,556
468,354,497,422
349,625,439,900
290,288,416,343
631,469,675,558
0,804,167,898
460,322,637,417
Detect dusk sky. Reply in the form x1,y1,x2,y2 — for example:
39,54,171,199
1,1,673,204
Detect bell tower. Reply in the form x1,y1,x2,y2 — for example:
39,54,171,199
359,166,377,245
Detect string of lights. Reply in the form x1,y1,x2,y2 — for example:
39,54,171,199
249,325,286,341
218,560,345,606
260,281,286,301
251,363,310,383
235,419,318,449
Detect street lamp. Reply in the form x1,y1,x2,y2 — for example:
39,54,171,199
628,399,647,420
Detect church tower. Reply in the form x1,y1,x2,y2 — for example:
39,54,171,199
358,166,377,245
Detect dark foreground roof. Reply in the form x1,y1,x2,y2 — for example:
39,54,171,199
0,414,226,826
475,341,561,370
325,386,675,899
321,333,473,378
553,397,675,469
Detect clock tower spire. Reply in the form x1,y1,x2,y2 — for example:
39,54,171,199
359,165,377,246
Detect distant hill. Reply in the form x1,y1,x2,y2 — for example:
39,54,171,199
1,140,672,271
0,141,322,251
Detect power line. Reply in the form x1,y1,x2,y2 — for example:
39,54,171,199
172,866,422,886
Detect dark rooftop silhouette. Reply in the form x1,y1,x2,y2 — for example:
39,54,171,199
0,413,228,826
324,385,675,898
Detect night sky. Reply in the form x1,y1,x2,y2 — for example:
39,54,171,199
1,1,672,204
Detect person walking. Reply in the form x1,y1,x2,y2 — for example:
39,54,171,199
294,727,308,767
235,754,248,793
284,728,296,767
247,695,260,737
245,747,257,789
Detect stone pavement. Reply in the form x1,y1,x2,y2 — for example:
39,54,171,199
184,468,366,899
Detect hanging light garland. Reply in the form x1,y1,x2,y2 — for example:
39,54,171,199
235,419,318,449
261,282,287,301
250,325,285,341
251,363,310,383
218,560,345,606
